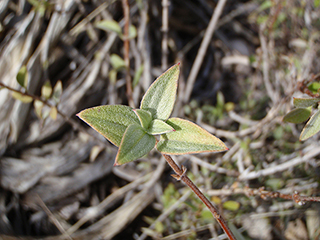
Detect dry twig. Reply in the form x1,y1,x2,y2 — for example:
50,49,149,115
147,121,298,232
184,0,227,102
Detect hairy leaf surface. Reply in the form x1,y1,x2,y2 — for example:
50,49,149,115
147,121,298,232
300,109,320,141
77,105,140,147
134,109,152,129
283,107,311,124
140,63,180,120
115,124,156,165
293,97,320,108
147,119,175,135
157,118,228,154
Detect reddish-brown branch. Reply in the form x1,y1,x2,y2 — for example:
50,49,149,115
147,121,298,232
162,154,236,240
245,187,320,204
297,73,320,98
121,0,134,107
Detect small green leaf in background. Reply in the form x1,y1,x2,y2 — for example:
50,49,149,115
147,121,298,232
258,0,273,12
95,20,122,35
52,80,62,104
283,107,311,123
41,80,52,99
34,100,43,118
49,107,57,120
11,92,33,103
16,65,28,88
201,210,213,221
222,201,240,211
155,221,164,234
110,54,126,70
293,97,320,108
147,119,175,135
128,25,137,39
42,106,51,120
141,63,180,120
77,105,140,147
300,109,320,141
265,178,284,190
315,0,320,8
115,124,156,165
308,82,320,93
133,64,144,87
108,69,117,84
120,25,137,40
156,118,228,155
134,109,152,129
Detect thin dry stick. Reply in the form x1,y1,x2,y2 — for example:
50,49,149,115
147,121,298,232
245,187,320,204
183,0,227,103
161,0,169,71
162,154,236,240
259,25,277,104
239,144,320,180
121,0,134,107
36,195,72,240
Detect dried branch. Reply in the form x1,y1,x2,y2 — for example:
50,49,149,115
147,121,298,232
239,143,320,180
121,0,134,107
161,0,169,70
184,0,227,103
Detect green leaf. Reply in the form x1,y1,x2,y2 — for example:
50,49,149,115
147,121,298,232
119,25,137,40
16,65,28,88
140,63,180,120
34,100,43,118
109,69,117,84
201,210,213,221
147,119,175,135
95,20,122,35
155,221,164,234
42,106,50,120
308,82,320,93
283,107,311,123
293,97,320,108
77,105,140,147
11,92,33,103
223,201,240,211
156,118,228,155
115,124,156,165
128,25,137,39
52,80,62,104
133,64,144,87
49,107,57,120
258,0,272,12
300,109,320,141
134,109,152,129
110,54,126,70
41,80,52,99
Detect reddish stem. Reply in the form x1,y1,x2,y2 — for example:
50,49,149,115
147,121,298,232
162,154,236,240
121,0,134,107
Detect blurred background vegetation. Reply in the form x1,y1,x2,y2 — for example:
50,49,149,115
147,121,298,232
0,0,320,239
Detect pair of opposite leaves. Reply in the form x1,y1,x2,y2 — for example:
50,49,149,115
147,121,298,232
77,63,228,165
